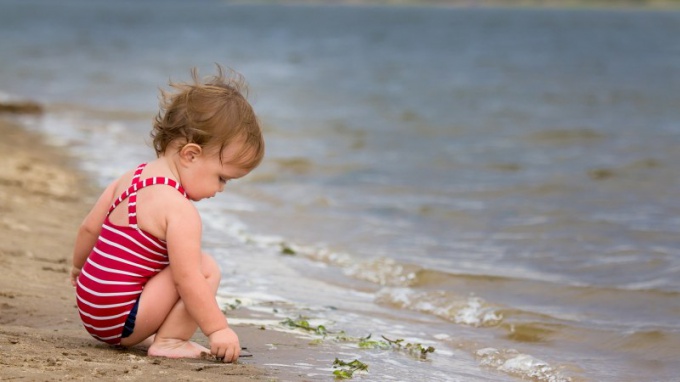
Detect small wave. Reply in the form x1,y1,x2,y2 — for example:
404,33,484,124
375,288,503,327
231,231,354,269
476,348,572,382
497,319,565,343
344,257,421,286
455,296,503,327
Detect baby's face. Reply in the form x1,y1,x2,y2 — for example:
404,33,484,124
182,144,251,201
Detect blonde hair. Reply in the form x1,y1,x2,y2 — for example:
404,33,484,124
151,65,264,170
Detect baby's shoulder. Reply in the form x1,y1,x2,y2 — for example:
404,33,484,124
143,182,188,198
137,182,196,224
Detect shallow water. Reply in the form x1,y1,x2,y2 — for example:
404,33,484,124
2,1,680,380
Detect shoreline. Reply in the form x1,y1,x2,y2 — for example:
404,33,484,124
0,113,321,381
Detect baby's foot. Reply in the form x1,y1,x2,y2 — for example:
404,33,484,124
148,338,209,359
190,341,211,354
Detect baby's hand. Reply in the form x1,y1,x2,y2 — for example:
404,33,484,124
209,327,240,363
70,266,81,287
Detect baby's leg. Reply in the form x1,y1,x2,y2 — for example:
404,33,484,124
119,253,222,359
148,253,222,358
137,334,155,349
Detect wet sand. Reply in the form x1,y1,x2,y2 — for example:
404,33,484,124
0,114,319,381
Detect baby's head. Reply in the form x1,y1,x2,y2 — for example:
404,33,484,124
151,65,264,171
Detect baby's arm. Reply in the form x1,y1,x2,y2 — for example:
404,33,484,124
70,179,119,286
164,199,240,362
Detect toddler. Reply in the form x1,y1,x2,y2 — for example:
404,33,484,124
70,66,264,363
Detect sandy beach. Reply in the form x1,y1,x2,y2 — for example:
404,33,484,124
0,111,318,381
2,2,680,380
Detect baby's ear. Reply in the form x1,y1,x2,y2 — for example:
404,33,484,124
179,143,203,164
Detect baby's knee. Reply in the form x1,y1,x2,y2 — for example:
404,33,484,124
201,253,222,281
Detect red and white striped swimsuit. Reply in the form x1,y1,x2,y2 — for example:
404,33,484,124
76,163,188,345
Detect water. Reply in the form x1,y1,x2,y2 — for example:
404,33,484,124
2,1,680,380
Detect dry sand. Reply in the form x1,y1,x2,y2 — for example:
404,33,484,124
0,115,323,381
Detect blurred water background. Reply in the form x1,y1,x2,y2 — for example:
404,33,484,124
1,1,679,380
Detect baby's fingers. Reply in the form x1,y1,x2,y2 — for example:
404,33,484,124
211,344,226,360
222,345,242,363
221,348,235,363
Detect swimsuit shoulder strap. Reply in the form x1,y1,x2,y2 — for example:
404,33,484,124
107,164,189,228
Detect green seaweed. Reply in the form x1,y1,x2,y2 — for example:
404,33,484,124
222,299,242,311
279,315,436,379
332,358,368,379
381,335,436,359
357,334,390,350
280,243,296,255
280,316,328,336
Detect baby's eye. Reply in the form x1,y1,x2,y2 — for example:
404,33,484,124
219,176,228,184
